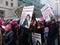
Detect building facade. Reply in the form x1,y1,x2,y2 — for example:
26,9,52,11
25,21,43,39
0,0,18,20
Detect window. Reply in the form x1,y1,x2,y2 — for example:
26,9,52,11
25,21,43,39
11,3,13,7
6,1,8,6
0,10,4,18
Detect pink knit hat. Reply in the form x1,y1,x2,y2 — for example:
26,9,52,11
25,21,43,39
5,24,11,30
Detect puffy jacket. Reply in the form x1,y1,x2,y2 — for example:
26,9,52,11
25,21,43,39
2,30,15,45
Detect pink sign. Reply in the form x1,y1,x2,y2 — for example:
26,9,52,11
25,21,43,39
40,17,44,21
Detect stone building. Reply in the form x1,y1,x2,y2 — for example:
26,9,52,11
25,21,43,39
0,0,18,19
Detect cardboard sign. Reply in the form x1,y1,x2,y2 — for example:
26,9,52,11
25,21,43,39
41,4,54,22
20,6,34,28
32,33,42,45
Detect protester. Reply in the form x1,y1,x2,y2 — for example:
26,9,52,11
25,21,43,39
2,24,16,45
0,18,5,34
0,30,2,45
10,21,18,45
31,18,37,33
47,19,58,45
19,14,31,45
37,22,45,45
0,17,59,45
58,22,60,45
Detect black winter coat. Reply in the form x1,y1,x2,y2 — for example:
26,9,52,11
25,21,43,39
48,24,58,38
2,30,15,45
37,27,45,43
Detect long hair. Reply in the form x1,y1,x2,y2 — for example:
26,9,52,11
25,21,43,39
36,41,40,45
26,14,30,20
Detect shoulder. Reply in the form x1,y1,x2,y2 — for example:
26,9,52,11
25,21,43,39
8,30,14,36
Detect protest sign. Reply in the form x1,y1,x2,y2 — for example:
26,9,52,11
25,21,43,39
41,4,54,22
32,33,42,45
20,6,34,28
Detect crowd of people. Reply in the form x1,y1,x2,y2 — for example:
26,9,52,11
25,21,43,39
31,18,60,45
0,17,60,45
0,18,20,45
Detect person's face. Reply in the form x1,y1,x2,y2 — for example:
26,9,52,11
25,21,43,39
5,28,9,32
26,16,30,20
51,21,55,24
33,21,36,26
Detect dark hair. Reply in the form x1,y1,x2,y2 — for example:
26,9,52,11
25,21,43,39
26,14,30,19
51,19,55,23
36,41,40,45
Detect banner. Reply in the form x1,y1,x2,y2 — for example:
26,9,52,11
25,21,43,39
32,33,42,45
20,6,34,28
41,4,54,22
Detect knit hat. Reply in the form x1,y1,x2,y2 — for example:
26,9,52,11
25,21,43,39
10,21,17,25
5,24,11,30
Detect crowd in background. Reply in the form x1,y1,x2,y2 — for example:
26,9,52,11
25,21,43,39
0,17,60,45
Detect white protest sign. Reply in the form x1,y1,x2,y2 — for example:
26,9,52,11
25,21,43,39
41,4,54,22
32,33,42,45
20,6,34,27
